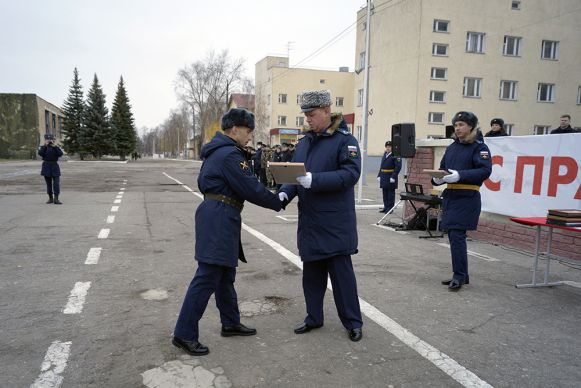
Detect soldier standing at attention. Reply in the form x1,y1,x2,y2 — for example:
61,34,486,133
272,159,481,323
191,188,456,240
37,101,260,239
38,133,63,204
279,90,363,342
377,140,401,213
172,108,284,356
432,111,492,291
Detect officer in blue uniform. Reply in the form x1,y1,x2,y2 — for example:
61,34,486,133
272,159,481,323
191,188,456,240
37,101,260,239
432,111,492,291
279,90,363,342
377,140,402,213
38,133,64,204
173,108,283,356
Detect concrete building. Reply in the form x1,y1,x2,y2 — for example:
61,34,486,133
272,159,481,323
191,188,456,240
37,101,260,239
255,56,355,146
355,0,581,157
0,93,63,159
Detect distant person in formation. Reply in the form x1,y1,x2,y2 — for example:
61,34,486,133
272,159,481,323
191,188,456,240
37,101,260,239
550,114,578,134
377,140,402,213
484,118,509,137
279,90,363,342
172,108,284,356
253,141,263,180
432,111,492,291
38,133,63,204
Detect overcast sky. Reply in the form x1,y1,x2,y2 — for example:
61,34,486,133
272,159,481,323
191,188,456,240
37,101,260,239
0,0,364,131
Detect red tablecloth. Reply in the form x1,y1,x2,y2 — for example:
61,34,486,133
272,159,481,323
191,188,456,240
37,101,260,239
510,217,581,233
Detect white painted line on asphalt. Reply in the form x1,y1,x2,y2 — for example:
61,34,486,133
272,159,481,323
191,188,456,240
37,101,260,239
563,281,581,289
438,243,500,262
165,170,492,386
63,282,91,314
276,215,298,222
117,191,124,195
107,215,115,224
163,172,199,196
114,199,122,204
372,223,409,235
30,340,72,388
115,195,123,199
111,206,119,212
120,188,125,191
98,229,110,239
355,204,383,209
85,247,102,265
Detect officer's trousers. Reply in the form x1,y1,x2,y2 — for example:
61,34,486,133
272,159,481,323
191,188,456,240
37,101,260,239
174,262,240,342
448,228,468,282
302,254,363,330
382,187,396,212
44,176,60,195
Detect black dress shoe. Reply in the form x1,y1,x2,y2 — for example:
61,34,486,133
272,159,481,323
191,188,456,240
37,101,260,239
294,322,323,334
172,337,209,356
349,328,363,342
378,209,387,213
221,323,257,337
441,277,469,285
448,279,464,291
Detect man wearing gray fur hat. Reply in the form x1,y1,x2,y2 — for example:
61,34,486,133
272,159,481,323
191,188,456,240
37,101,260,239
279,90,364,342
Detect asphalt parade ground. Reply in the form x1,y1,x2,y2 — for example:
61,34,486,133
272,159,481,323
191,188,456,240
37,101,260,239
1,158,581,388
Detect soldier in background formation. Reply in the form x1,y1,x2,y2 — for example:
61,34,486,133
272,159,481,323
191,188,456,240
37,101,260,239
484,118,509,137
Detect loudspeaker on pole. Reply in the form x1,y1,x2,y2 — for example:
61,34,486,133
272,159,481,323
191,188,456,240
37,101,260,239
391,123,416,157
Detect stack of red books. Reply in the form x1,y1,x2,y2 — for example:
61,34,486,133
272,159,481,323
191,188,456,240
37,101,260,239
546,209,581,227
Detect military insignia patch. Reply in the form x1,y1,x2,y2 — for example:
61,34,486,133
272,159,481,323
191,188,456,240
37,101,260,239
348,145,358,158
239,160,250,170
480,151,490,160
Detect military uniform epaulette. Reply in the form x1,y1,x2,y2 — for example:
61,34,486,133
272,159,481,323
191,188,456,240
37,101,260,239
337,127,350,135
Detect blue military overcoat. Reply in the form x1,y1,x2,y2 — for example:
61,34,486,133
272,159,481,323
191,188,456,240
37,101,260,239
195,132,282,267
377,152,401,189
436,131,492,230
280,114,360,262
38,145,63,177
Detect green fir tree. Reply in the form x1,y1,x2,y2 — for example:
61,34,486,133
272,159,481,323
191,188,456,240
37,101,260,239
61,68,84,155
111,76,137,161
81,74,113,159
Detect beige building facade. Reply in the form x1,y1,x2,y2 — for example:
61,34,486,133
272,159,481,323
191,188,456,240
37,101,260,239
255,56,355,146
355,0,581,157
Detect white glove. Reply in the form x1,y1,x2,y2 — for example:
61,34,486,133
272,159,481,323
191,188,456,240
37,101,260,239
432,177,445,185
296,172,312,189
377,177,381,182
442,169,460,183
389,178,395,184
278,192,288,201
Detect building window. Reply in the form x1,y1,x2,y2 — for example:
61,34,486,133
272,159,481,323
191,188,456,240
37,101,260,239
336,97,344,107
499,80,518,100
466,32,485,53
296,94,301,104
45,110,50,132
362,22,366,31
267,95,271,105
429,112,444,124
359,52,365,70
296,116,304,126
356,125,362,142
537,83,555,102
503,36,522,56
430,67,448,80
432,43,449,56
577,86,581,104
320,79,326,84
534,125,550,135
504,124,514,135
512,1,521,10
429,90,446,103
278,116,287,126
278,93,287,104
463,77,482,98
541,40,559,60
433,20,449,33
357,89,364,106
52,113,56,129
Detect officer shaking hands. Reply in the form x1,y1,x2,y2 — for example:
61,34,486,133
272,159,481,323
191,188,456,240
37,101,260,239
173,108,283,356
38,133,64,204
432,111,492,291
279,90,363,342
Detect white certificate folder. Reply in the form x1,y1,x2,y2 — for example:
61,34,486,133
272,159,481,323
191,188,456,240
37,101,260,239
268,162,306,185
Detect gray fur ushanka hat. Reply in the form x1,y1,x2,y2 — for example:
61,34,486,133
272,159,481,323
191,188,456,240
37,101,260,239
300,90,332,112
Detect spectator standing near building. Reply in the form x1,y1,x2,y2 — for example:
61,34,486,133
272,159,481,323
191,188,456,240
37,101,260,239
172,108,283,356
377,140,401,213
38,134,64,205
432,111,492,291
484,118,509,137
279,90,363,342
550,114,577,134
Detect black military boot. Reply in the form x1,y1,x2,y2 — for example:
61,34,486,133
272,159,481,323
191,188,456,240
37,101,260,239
46,194,54,204
53,195,62,205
